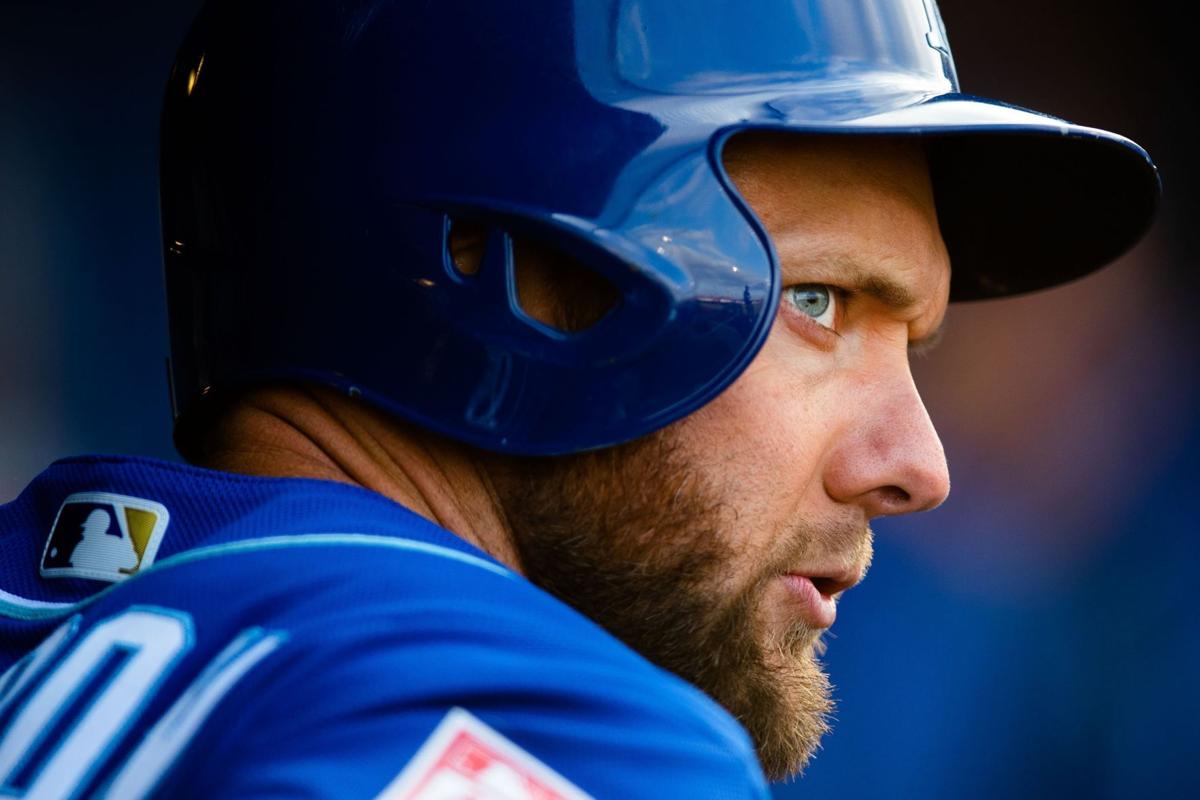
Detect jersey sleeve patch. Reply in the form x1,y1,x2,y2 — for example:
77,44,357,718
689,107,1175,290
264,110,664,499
375,707,593,800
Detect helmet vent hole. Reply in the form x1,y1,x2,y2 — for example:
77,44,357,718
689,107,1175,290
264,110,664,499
447,218,487,277
513,237,620,334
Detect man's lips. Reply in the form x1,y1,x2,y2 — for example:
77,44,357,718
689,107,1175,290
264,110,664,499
780,566,862,629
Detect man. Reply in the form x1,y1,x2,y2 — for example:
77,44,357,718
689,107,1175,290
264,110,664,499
0,1,1158,798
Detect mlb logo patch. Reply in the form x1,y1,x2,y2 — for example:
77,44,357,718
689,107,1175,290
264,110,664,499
377,708,593,800
40,492,170,583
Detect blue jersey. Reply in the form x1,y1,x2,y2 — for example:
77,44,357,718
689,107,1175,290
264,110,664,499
0,456,768,799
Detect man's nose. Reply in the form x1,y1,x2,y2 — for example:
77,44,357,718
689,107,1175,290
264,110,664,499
822,368,951,519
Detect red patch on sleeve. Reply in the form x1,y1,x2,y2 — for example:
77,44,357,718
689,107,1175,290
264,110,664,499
376,708,593,800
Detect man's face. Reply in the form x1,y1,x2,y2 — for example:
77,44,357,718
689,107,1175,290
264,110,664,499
492,134,952,780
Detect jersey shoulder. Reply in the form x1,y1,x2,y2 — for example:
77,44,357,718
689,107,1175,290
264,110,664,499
0,456,768,799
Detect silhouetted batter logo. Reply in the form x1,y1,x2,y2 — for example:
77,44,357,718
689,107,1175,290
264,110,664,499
40,492,170,582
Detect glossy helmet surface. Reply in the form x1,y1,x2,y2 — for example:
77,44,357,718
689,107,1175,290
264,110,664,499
162,0,1159,456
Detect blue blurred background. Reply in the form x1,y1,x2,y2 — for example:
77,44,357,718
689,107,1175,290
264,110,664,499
1,2,1195,797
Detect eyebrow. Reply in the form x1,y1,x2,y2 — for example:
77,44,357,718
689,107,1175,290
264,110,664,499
780,252,947,354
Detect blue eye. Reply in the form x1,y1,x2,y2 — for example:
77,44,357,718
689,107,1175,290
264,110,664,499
785,285,837,329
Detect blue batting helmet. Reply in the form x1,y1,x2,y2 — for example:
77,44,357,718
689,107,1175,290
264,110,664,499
161,0,1159,456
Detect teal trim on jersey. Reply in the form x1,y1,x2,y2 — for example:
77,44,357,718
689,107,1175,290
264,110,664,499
0,589,77,621
0,533,514,623
155,534,513,579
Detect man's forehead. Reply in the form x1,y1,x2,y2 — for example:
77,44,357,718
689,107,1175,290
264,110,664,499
722,132,930,187
720,133,943,264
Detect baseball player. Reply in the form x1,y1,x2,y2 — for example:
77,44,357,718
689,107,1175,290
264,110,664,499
0,1,1158,798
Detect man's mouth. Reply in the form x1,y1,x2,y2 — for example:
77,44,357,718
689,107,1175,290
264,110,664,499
780,568,862,629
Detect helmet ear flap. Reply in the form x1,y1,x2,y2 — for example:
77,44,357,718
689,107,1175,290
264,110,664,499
433,204,668,352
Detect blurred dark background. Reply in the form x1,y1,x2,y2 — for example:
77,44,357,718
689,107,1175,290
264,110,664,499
1,2,1196,798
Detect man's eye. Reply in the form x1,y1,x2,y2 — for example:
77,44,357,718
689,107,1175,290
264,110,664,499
784,284,838,330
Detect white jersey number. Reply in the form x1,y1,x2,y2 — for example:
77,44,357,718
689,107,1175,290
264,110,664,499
0,608,191,799
0,608,285,800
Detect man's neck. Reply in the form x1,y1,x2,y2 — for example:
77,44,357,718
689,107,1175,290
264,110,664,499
196,385,524,572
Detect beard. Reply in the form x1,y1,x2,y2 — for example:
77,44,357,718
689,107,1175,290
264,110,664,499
491,426,867,780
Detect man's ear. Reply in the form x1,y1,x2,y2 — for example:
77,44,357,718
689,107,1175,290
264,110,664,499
511,235,620,334
447,218,619,334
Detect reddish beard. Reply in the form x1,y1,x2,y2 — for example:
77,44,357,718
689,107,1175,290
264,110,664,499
492,428,863,780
